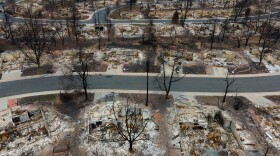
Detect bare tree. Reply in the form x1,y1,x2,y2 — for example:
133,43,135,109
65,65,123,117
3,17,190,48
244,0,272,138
73,48,92,100
112,98,151,151
60,64,78,94
1,7,16,44
222,73,235,103
254,12,262,33
209,19,218,49
232,0,249,22
180,0,194,27
106,20,113,42
119,27,125,41
128,0,137,11
89,0,95,9
69,3,80,45
65,17,71,38
44,0,56,19
219,18,230,43
145,19,156,45
105,6,110,21
5,0,16,13
199,0,207,17
105,7,113,42
257,19,280,65
264,144,272,156
169,26,177,46
53,19,67,46
95,25,102,50
242,19,256,47
223,0,230,9
143,2,151,19
61,48,99,100
244,7,251,22
156,54,185,99
145,44,157,106
19,10,54,68
59,0,67,8
260,0,275,14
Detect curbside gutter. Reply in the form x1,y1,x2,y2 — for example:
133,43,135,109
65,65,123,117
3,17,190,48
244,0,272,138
1,72,280,83
0,89,279,105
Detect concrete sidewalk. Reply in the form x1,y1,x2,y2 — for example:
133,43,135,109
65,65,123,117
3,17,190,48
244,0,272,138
1,70,280,83
1,70,21,80
0,89,278,110
245,95,276,107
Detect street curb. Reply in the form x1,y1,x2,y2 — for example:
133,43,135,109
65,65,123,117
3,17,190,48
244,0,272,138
1,72,280,83
1,89,280,102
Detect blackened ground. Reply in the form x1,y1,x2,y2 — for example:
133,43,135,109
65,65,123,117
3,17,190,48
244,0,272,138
264,96,280,105
123,64,160,73
183,64,206,74
21,64,54,76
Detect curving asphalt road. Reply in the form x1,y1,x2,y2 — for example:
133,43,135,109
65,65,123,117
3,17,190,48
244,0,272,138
0,75,280,97
1,2,280,24
0,3,280,98
79,3,280,24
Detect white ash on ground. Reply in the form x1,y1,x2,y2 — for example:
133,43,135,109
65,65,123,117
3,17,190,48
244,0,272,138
255,106,280,150
0,103,73,156
115,25,144,38
81,93,165,156
167,95,243,155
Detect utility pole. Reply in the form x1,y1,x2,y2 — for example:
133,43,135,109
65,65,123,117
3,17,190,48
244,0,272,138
146,60,150,106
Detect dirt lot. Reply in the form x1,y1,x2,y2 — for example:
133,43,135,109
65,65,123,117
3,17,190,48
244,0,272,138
228,61,269,74
264,96,280,105
18,92,94,119
21,64,55,76
119,93,172,109
118,93,176,154
183,64,206,74
196,96,251,110
123,64,160,73
0,39,19,51
17,94,58,105
93,63,108,72
53,92,94,119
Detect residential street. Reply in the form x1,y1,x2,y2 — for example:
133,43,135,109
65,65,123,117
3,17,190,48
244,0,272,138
1,74,280,97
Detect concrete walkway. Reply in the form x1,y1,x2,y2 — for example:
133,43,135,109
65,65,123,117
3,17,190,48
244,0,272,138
1,70,280,83
245,95,277,107
0,89,278,110
1,70,21,80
